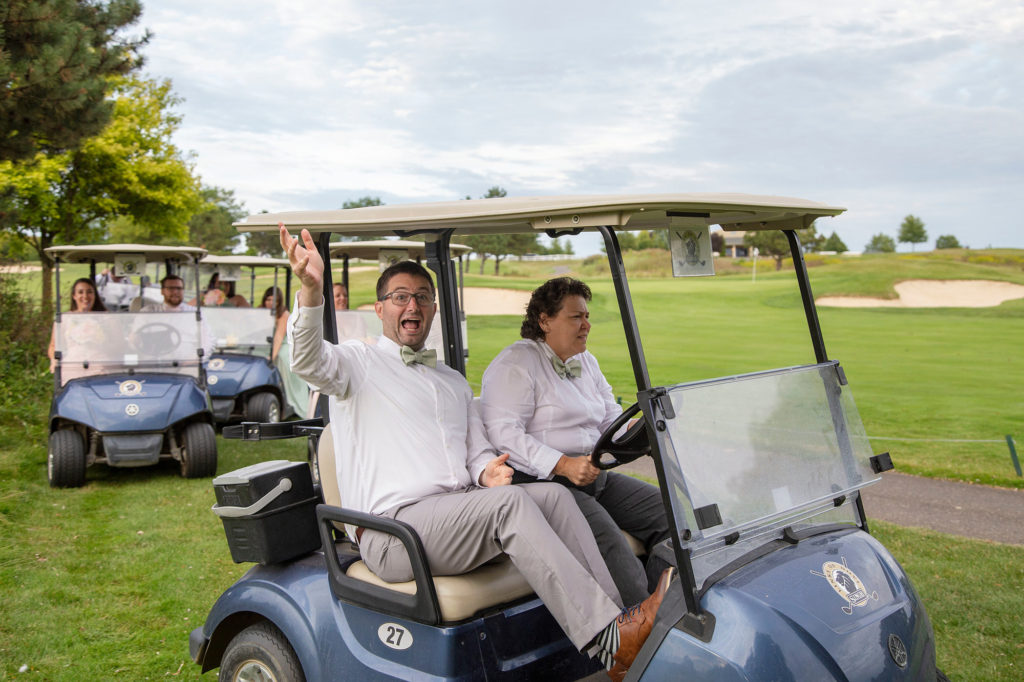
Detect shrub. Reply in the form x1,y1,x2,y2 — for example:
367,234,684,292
0,274,51,433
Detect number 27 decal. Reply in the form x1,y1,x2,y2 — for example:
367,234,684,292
377,622,413,650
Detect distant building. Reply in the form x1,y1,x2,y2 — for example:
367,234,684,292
720,230,749,258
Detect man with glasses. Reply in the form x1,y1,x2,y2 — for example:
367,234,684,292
281,224,673,680
148,275,195,311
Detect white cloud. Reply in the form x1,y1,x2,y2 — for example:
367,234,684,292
138,0,1024,252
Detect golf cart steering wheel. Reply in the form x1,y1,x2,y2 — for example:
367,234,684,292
131,322,181,356
591,402,650,470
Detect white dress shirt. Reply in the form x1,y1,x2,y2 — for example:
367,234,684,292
290,302,496,519
481,339,622,479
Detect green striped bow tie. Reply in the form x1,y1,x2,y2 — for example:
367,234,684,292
401,345,437,368
551,355,582,379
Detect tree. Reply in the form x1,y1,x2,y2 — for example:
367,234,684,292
0,0,148,162
742,225,821,270
0,76,204,306
461,187,537,274
342,196,382,209
898,214,927,251
188,186,246,253
335,196,384,242
245,210,282,257
823,231,848,253
710,231,724,254
935,234,961,249
865,233,896,253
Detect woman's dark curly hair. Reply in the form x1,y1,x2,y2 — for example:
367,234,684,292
520,277,591,340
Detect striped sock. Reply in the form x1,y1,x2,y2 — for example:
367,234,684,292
594,620,620,671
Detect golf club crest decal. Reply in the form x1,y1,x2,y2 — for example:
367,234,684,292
116,379,145,397
811,557,878,614
208,358,226,371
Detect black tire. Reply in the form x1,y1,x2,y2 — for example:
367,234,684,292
247,392,281,423
180,422,217,478
218,621,304,682
937,668,951,682
48,429,86,488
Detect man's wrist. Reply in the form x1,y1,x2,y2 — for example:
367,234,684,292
298,285,324,308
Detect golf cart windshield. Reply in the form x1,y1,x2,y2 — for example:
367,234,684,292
55,311,206,385
203,307,276,356
656,361,880,588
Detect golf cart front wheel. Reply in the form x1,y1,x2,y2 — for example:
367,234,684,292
48,429,86,488
247,392,281,423
219,621,304,682
180,422,217,478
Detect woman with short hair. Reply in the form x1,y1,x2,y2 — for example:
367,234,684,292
480,277,669,606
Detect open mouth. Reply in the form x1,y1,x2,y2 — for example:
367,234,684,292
401,318,422,333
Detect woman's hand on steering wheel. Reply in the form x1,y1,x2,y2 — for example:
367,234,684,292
553,455,600,486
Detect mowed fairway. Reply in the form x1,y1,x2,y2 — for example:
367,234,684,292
466,258,1024,488
2,250,1022,679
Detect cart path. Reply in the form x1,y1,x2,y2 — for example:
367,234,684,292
617,460,1024,546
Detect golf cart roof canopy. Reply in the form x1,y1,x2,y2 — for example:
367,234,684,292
46,244,207,264
235,193,845,237
328,239,472,259
199,254,290,268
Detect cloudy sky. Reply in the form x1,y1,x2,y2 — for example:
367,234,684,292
138,1,1022,255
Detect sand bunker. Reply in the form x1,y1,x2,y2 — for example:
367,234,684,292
461,287,531,316
817,280,1024,308
359,287,531,316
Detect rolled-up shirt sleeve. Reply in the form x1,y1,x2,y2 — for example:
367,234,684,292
481,357,564,479
466,398,498,485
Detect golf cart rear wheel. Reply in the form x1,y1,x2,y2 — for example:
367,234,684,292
48,429,86,488
246,392,281,423
181,422,217,478
219,621,304,682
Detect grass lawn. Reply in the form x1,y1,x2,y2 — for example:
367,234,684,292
1,429,1020,679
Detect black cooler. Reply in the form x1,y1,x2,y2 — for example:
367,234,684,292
212,460,320,564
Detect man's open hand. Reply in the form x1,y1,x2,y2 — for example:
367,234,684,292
279,222,325,307
479,453,513,487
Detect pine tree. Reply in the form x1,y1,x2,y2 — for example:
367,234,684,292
0,0,147,162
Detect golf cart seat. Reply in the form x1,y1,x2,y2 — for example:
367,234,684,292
318,423,645,622
317,426,535,621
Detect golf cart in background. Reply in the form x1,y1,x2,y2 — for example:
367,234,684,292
46,244,217,487
191,195,939,681
191,255,298,424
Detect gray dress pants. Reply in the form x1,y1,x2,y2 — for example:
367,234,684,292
563,471,671,607
359,482,624,651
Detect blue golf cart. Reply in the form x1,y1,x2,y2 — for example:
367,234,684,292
46,244,218,487
194,255,299,424
191,195,941,681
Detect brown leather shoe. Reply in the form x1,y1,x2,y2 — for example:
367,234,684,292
610,567,675,674
606,661,628,682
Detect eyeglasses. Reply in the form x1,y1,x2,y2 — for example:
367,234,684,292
380,290,434,307
163,285,184,291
